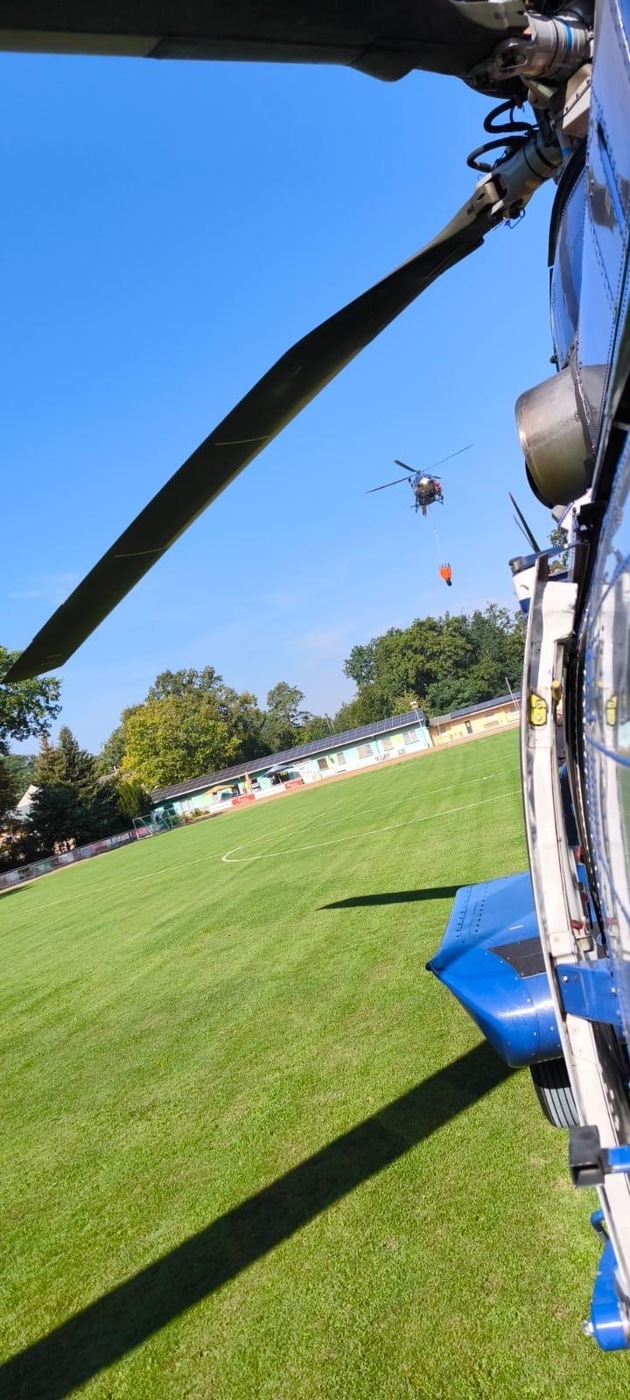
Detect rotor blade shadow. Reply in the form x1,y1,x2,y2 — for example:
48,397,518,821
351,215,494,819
1,1042,513,1400
321,885,462,909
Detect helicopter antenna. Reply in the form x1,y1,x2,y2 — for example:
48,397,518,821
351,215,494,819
513,514,533,547
508,492,541,552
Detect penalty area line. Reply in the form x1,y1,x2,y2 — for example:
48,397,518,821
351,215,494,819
221,788,520,864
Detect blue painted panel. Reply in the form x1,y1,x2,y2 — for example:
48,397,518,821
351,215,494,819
428,874,561,1067
589,1213,630,1350
557,960,625,1031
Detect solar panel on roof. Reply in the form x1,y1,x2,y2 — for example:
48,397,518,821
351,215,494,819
151,708,428,802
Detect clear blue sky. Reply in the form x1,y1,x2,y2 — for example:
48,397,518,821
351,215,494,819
2,51,555,751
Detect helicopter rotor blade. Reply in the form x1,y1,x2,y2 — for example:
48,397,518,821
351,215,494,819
508,491,541,552
367,477,411,493
393,459,416,474
3,121,564,682
424,442,474,472
4,197,498,682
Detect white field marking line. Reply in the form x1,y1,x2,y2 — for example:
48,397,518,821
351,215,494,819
131,789,370,882
216,768,502,862
57,770,509,888
221,788,520,864
23,766,517,902
209,767,504,870
275,767,504,835
24,790,377,901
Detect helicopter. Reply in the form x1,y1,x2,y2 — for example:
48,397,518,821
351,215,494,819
367,447,474,586
369,460,444,516
367,444,474,515
1,0,630,1357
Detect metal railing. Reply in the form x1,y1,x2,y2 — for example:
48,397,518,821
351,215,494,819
0,829,135,890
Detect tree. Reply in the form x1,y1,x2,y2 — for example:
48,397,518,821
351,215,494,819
300,715,334,742
261,681,307,753
343,644,377,690
549,524,570,572
3,770,130,866
0,753,38,825
0,646,61,756
23,784,93,854
266,682,307,726
89,780,130,838
0,762,19,822
99,665,266,791
333,687,388,731
393,691,422,714
33,727,96,796
116,778,150,820
215,687,266,761
0,646,62,824
121,696,228,789
96,723,126,776
260,712,297,753
3,752,37,790
148,667,221,701
341,606,526,721
8,726,132,860
121,693,239,789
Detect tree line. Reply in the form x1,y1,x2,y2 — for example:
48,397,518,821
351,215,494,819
0,603,525,866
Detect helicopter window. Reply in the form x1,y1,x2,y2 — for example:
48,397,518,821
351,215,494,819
550,167,586,367
584,440,630,1042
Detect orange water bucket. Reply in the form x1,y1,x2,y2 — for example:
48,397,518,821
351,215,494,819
439,564,453,586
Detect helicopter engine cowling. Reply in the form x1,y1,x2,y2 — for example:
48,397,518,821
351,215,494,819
515,365,593,507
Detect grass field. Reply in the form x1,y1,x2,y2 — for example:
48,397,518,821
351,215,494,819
2,729,628,1399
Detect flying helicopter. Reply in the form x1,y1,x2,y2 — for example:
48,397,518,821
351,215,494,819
1,0,630,1357
370,460,444,516
366,448,470,515
367,444,474,515
367,446,474,585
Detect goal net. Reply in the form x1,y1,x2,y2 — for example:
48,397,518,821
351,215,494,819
133,810,177,838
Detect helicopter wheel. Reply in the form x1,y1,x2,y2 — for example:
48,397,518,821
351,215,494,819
529,1058,579,1129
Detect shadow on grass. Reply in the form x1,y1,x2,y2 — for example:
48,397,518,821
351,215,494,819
321,885,462,909
1,1042,513,1400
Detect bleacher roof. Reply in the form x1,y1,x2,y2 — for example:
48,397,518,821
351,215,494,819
429,693,520,726
152,709,428,803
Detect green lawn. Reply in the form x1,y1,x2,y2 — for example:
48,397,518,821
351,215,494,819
1,730,627,1398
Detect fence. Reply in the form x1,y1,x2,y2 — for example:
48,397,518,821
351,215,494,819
0,829,135,891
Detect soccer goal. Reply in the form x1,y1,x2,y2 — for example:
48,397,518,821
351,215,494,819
133,810,177,839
